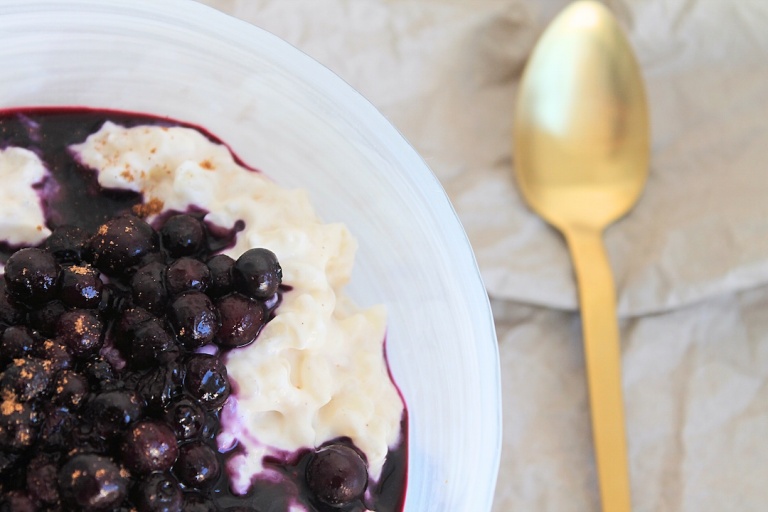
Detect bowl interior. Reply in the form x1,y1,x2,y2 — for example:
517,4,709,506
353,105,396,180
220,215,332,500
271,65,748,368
0,1,502,510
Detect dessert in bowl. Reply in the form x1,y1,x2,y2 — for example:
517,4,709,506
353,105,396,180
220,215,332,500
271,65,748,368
0,1,502,511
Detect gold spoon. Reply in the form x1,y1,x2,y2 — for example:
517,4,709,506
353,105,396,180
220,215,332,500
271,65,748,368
513,1,649,510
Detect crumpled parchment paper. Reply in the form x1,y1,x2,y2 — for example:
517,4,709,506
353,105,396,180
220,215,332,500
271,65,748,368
196,1,768,510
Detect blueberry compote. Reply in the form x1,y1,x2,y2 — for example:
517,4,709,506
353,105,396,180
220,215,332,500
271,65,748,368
0,109,407,511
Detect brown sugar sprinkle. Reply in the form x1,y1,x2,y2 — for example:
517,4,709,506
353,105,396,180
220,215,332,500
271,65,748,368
200,159,215,170
120,169,135,182
74,316,85,335
69,265,90,276
97,224,109,236
150,147,157,154
36,225,42,232
132,198,165,218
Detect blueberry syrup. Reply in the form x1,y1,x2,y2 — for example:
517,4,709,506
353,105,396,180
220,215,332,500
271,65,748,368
0,108,408,511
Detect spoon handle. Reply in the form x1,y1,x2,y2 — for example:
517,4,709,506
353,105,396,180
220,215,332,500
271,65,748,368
565,227,631,512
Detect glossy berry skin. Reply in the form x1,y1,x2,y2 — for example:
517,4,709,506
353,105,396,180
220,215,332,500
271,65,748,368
121,420,179,474
166,257,211,296
4,247,59,307
134,472,183,512
131,261,168,314
136,362,185,411
88,390,145,438
206,254,235,298
88,215,158,274
27,299,67,337
173,441,221,489
57,309,103,357
26,454,60,505
0,401,37,451
184,354,231,410
0,325,36,365
233,248,282,299
58,263,103,309
0,357,52,401
183,492,217,512
161,214,205,257
0,281,23,326
214,292,265,348
34,338,73,372
163,396,206,441
305,444,369,508
43,224,90,263
167,291,219,349
52,370,89,410
58,454,128,511
129,318,179,369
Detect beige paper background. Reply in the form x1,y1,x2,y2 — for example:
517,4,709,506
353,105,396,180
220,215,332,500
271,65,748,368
195,1,768,510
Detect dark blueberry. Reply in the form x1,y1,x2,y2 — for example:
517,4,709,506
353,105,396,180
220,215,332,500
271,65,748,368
129,318,179,369
0,450,21,475
0,400,37,451
167,291,219,349
0,357,52,401
131,261,168,314
163,397,206,441
52,370,89,409
82,358,118,391
58,454,128,511
161,214,205,257
214,292,265,348
233,248,282,299
173,441,220,489
165,257,211,296
133,472,183,512
98,283,130,320
136,362,184,411
206,254,235,298
58,263,103,309
184,354,230,410
38,405,77,451
114,307,155,352
35,338,73,372
0,325,36,365
88,390,144,437
27,300,67,337
305,444,369,508
120,420,178,474
0,281,23,326
57,309,103,358
0,491,36,512
88,214,159,275
182,492,216,512
27,454,60,505
4,247,59,307
43,224,90,263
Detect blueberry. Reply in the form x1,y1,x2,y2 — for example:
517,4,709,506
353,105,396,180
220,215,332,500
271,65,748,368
88,214,158,274
88,390,144,437
167,291,219,349
0,325,36,366
165,257,211,296
134,472,183,512
214,292,265,348
131,261,168,314
305,444,369,507
120,420,178,474
4,247,59,307
0,357,52,401
182,492,216,512
114,307,155,352
98,283,130,320
38,405,77,451
59,263,103,309
136,362,184,411
0,281,23,326
27,454,60,505
184,354,230,410
233,248,282,299
82,358,118,391
0,491,36,512
173,441,221,489
129,318,179,369
206,254,235,298
58,454,128,511
164,397,206,441
43,224,90,263
52,370,89,409
57,309,103,358
27,299,67,337
35,338,73,372
161,214,205,257
0,400,37,451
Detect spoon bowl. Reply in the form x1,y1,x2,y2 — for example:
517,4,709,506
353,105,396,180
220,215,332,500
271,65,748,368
513,2,649,511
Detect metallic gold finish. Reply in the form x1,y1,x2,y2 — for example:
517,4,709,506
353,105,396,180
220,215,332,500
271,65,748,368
513,1,649,511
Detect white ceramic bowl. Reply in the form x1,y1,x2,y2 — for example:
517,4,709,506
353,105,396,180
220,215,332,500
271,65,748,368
0,1,502,510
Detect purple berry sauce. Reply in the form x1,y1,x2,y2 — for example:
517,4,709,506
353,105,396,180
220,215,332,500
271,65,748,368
0,107,408,512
